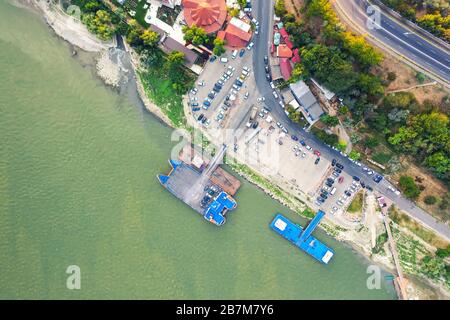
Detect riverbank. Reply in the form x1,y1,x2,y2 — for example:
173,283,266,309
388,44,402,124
13,0,448,300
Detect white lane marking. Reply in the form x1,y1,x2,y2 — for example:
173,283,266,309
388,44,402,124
369,21,450,71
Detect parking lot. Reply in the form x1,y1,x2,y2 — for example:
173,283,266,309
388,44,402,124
186,46,374,219
188,48,256,130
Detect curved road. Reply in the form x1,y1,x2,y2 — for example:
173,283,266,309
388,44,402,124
251,0,450,240
334,0,450,86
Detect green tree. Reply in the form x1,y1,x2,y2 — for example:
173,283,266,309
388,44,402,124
349,150,361,161
364,137,380,148
274,0,287,17
398,175,421,199
424,195,437,205
140,30,160,48
182,24,209,46
212,38,226,56
320,114,339,127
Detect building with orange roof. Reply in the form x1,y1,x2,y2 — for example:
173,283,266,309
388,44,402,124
277,44,293,58
182,0,227,34
217,17,252,48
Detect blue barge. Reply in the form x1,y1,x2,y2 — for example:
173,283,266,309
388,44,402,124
158,159,238,226
270,211,334,264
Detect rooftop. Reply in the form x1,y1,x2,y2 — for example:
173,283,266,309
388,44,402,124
182,0,227,34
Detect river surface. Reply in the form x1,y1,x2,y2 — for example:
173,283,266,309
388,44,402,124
0,1,396,299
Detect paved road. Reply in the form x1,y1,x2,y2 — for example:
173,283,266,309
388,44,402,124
251,0,450,240
334,0,450,86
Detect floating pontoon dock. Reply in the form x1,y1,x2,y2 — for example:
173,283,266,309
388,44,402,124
270,211,334,264
158,144,240,226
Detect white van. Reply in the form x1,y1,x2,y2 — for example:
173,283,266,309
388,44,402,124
220,57,228,63
231,50,238,59
330,187,337,195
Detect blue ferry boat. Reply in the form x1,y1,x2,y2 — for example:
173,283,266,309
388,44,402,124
270,211,334,264
158,159,237,226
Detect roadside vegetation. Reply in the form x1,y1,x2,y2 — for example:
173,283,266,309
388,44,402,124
347,191,364,214
380,0,450,43
277,0,449,217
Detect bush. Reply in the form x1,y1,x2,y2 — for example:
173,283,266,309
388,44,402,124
416,72,426,84
399,175,421,199
424,195,437,205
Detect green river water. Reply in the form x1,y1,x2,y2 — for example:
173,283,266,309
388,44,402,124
0,1,396,299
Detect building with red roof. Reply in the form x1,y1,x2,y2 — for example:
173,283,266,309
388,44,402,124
277,44,293,58
280,58,293,80
291,48,301,63
182,0,227,34
217,17,252,48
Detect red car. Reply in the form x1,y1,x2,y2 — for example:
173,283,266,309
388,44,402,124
338,176,344,183
314,150,321,157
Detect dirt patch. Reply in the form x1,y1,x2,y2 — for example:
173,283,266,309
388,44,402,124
390,158,450,223
284,0,305,20
375,52,449,106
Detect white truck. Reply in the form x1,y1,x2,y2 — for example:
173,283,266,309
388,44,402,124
246,105,258,128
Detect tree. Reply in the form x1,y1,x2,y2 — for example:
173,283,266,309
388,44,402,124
364,137,379,148
398,175,421,199
82,9,114,40
424,195,437,205
182,24,209,46
126,19,144,48
349,150,361,161
388,112,449,175
140,30,160,48
340,31,383,68
289,63,305,83
320,114,339,127
212,38,226,56
274,0,287,17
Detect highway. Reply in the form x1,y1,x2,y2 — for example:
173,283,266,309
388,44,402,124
334,0,450,86
251,0,450,240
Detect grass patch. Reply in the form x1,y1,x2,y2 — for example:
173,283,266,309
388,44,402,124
372,232,388,255
139,71,185,127
371,152,392,165
347,192,363,214
389,207,449,248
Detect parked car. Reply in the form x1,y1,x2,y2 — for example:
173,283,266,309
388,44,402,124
314,150,321,157
264,55,268,65
192,107,200,112
336,163,344,170
265,66,270,73
266,74,272,81
220,57,228,63
353,176,360,181
197,114,204,121
246,42,254,50
239,49,245,57
231,49,238,59
315,157,320,165
338,176,344,183
299,140,306,146
291,135,298,141
332,159,337,166
209,55,217,62
244,91,249,99
373,174,383,183
272,91,279,98
257,97,265,102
